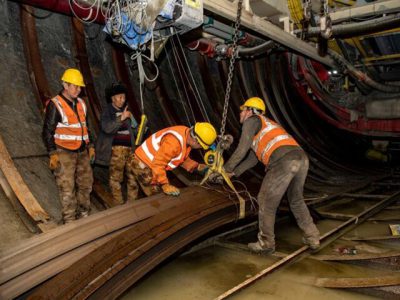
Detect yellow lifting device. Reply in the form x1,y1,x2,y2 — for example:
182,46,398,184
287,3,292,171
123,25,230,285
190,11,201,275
200,0,245,219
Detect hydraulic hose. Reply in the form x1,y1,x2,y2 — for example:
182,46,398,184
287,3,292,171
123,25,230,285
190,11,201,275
237,40,276,57
329,49,400,93
297,13,400,38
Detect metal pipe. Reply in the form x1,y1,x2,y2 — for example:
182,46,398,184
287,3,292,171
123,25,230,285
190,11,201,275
11,0,106,23
298,13,400,38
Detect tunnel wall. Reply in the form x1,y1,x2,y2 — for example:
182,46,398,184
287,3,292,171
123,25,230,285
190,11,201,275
0,1,383,223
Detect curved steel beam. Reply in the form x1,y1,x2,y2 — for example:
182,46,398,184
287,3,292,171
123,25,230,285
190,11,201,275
20,4,51,111
71,17,100,131
111,48,141,120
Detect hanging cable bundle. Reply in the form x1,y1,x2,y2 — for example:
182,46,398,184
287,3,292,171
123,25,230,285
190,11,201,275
130,51,159,145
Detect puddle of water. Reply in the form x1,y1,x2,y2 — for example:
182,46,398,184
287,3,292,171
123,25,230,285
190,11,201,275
121,246,381,300
319,198,373,215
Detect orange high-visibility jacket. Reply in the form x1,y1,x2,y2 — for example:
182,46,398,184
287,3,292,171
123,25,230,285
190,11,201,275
135,126,198,185
51,95,89,150
252,115,298,166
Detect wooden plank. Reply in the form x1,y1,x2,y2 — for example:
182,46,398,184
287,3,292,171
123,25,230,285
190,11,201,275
0,134,48,222
315,275,400,288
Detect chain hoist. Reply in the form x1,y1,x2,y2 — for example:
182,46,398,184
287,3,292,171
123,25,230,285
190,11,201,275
220,0,243,138
200,0,245,219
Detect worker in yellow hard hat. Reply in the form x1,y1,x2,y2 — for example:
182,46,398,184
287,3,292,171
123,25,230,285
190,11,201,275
134,122,217,196
222,97,320,253
42,68,94,224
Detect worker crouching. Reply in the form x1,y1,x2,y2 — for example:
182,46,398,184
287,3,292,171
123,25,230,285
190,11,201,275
42,68,94,224
95,83,139,204
134,123,216,196
223,97,320,253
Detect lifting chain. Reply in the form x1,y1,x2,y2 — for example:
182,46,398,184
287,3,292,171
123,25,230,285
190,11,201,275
220,0,243,138
200,0,245,220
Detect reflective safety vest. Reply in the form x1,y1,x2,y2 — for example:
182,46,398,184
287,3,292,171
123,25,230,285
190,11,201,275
252,115,298,166
135,126,191,170
51,95,89,150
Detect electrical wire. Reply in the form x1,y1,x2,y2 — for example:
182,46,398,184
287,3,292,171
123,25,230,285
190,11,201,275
200,179,258,220
69,0,103,24
169,37,197,124
166,45,194,126
174,31,211,123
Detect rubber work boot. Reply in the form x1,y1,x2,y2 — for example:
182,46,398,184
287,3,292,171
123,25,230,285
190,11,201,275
302,237,320,250
79,210,90,219
248,241,275,254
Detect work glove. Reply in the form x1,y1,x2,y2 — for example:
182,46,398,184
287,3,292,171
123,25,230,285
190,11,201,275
196,163,209,176
220,134,234,150
162,184,180,196
208,172,224,185
89,147,95,164
49,153,60,171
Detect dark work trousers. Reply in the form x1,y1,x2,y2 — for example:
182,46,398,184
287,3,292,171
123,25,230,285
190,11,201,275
257,150,319,249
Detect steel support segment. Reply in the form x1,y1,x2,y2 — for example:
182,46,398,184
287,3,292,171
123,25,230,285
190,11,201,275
203,0,335,67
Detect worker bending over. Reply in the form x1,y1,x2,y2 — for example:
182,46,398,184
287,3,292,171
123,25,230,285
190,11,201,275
223,97,320,253
134,123,216,196
95,83,139,204
42,68,94,224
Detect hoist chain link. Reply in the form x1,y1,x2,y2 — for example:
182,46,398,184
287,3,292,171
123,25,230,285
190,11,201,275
220,0,243,138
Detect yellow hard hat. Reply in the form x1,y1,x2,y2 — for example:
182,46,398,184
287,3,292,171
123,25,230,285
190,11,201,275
240,97,265,113
61,68,85,87
194,122,217,150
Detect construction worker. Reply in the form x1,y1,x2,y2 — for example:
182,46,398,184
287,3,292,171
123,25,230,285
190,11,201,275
42,68,94,224
223,97,320,253
95,82,139,204
134,123,217,196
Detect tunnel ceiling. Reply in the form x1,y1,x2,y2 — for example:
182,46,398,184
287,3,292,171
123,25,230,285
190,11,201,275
1,0,400,198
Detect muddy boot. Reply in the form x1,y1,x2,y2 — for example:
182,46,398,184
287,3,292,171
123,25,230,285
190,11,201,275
302,236,320,250
248,241,275,254
63,218,75,225
78,210,90,219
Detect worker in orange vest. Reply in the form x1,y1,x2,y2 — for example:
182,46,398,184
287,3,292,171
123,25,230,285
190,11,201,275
223,97,320,253
42,68,94,224
134,123,217,196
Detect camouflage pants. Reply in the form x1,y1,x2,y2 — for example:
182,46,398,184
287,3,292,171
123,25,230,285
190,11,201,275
109,146,139,204
130,155,161,197
257,150,320,249
54,148,93,223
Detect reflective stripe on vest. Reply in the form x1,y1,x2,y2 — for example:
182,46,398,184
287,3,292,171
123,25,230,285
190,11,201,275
136,126,189,170
252,115,298,165
51,96,89,150
252,120,279,150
